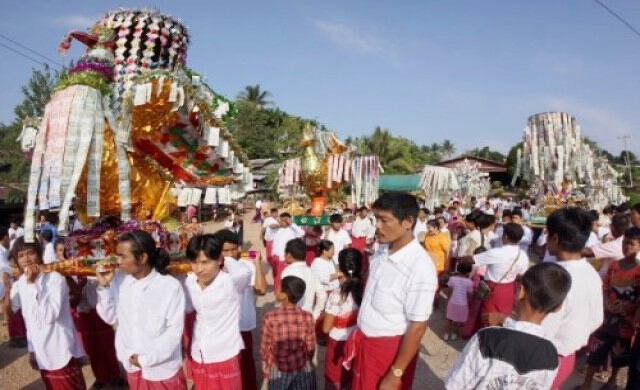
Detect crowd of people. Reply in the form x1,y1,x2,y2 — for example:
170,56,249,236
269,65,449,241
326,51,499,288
1,196,640,389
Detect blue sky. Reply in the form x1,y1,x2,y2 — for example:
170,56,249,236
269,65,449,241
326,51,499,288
0,0,639,155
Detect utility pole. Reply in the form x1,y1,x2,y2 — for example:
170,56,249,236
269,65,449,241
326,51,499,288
618,134,633,188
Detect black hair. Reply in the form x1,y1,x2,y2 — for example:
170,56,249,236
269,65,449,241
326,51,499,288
624,227,640,241
40,229,53,243
11,236,43,266
434,207,443,215
281,275,306,304
437,216,446,224
372,192,419,227
279,212,292,219
617,203,630,214
338,248,364,305
546,208,592,252
521,262,572,314
611,213,631,236
330,213,343,224
53,238,65,248
270,207,278,213
456,261,473,276
633,203,640,214
427,220,438,229
0,227,8,240
502,223,524,243
358,206,368,212
502,209,512,218
215,228,241,247
118,230,171,274
511,208,523,219
420,208,430,215
476,214,496,229
588,209,599,222
186,234,223,262
284,238,306,261
318,239,334,254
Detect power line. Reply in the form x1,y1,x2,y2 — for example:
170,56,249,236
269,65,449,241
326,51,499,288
0,33,64,68
0,40,51,68
593,0,640,38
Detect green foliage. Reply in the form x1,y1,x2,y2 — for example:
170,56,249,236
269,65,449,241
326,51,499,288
468,146,505,162
13,65,65,121
506,142,524,186
237,84,272,108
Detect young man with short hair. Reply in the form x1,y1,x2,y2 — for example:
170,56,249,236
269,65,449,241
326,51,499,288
511,208,533,252
323,214,352,265
445,262,572,389
271,212,304,291
349,192,438,390
350,207,375,254
584,213,629,277
281,238,326,320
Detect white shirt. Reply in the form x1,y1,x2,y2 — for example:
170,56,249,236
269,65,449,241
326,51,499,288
311,257,340,292
591,236,624,277
323,229,352,264
585,231,600,248
358,239,438,337
541,259,604,356
255,200,262,209
351,217,375,239
413,219,428,239
272,224,305,260
262,216,279,241
237,258,259,331
473,245,529,283
281,261,327,319
16,271,85,370
97,269,185,381
0,245,10,274
325,290,358,341
184,257,251,363
8,226,24,249
518,225,533,252
43,242,56,264
445,320,558,389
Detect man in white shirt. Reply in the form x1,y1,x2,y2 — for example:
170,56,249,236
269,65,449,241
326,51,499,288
352,193,438,389
464,223,529,327
271,212,305,291
261,208,280,259
8,221,24,250
216,229,267,390
40,230,56,265
511,208,533,252
583,213,628,277
0,227,10,275
12,237,86,388
323,214,352,265
351,207,375,254
281,238,327,320
446,262,571,389
413,208,429,240
252,199,263,223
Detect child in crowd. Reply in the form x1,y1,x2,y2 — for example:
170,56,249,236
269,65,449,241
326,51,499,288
582,227,640,390
444,262,474,341
445,262,572,389
281,238,327,320
311,240,341,293
260,275,317,389
323,214,352,265
322,248,364,389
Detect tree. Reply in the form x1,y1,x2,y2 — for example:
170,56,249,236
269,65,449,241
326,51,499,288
440,139,455,159
237,84,272,109
14,65,64,120
469,146,505,162
506,142,525,187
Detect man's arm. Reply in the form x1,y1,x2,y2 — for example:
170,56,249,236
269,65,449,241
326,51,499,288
253,254,267,296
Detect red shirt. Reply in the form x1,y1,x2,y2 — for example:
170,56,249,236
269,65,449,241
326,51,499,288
260,306,316,373
602,260,640,339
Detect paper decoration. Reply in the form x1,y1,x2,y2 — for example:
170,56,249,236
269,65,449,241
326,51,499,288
203,187,217,205
189,188,202,206
220,140,229,158
207,126,220,147
177,188,192,207
217,187,231,205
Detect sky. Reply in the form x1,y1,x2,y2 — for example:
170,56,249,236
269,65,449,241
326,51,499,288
0,0,639,155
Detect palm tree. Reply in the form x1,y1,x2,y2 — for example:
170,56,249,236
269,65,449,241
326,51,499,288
441,139,455,159
237,84,272,108
362,127,416,173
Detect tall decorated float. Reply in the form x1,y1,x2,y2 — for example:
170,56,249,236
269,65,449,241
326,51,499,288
21,9,251,275
418,160,491,209
277,124,379,225
512,112,627,225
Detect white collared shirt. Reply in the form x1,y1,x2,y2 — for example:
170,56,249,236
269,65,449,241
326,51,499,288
518,225,533,252
97,269,185,381
184,257,251,363
281,261,327,319
43,242,56,264
445,320,558,389
413,219,428,239
311,257,340,292
473,245,529,283
541,258,604,356
8,226,24,249
323,229,352,264
262,216,280,241
358,239,438,337
351,217,375,239
272,224,305,260
238,258,258,331
16,271,85,370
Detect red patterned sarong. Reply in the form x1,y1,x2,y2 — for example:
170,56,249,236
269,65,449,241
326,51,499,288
126,369,187,390
191,355,242,390
350,236,367,253
75,309,119,383
240,331,257,390
479,280,516,327
40,357,87,390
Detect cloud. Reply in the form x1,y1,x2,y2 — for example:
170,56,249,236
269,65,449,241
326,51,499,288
53,15,97,29
540,95,637,152
312,19,402,67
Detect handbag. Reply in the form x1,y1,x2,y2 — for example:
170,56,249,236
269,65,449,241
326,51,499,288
474,249,521,301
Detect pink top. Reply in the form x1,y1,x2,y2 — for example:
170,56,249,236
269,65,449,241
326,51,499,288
448,275,473,306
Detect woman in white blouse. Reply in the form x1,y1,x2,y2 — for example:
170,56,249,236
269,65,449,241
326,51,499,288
96,230,186,389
